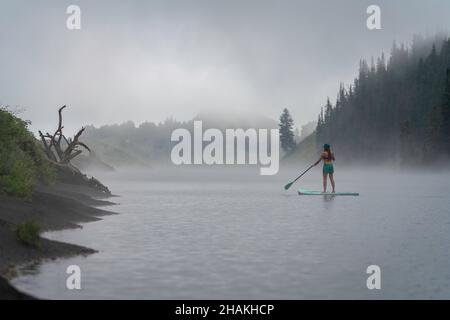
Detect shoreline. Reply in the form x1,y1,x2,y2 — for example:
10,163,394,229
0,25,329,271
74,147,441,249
0,182,117,299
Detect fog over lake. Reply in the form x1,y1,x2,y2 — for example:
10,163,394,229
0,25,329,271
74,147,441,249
12,167,450,299
2,0,450,302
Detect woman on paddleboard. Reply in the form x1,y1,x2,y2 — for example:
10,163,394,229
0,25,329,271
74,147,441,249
313,144,335,193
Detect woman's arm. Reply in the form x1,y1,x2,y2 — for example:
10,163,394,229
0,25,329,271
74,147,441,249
313,154,323,166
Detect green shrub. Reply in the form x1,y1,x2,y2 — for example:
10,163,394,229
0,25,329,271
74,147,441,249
1,152,35,198
16,220,41,248
0,107,54,198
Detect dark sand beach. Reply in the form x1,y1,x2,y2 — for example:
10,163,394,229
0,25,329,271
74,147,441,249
0,181,116,299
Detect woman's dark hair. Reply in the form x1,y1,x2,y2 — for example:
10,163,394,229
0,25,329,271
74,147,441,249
324,144,331,160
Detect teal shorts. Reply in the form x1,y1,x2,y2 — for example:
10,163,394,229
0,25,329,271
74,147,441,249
323,163,334,174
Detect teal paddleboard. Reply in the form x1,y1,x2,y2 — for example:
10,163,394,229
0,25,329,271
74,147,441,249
298,188,359,196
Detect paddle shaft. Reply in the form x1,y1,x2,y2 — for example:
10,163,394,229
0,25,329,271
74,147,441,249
290,164,314,184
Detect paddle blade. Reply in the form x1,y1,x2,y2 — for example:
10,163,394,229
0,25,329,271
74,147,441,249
284,182,294,190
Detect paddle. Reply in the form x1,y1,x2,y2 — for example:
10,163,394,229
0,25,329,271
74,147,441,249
284,164,315,190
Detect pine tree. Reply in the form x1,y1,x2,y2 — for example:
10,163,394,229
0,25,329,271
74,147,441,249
279,108,296,153
324,98,333,122
441,68,450,154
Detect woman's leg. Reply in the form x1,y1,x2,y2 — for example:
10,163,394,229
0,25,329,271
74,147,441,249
329,173,335,193
323,173,328,193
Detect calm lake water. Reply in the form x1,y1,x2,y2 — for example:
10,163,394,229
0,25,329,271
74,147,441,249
11,168,450,299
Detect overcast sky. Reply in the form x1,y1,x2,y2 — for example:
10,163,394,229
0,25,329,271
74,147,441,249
1,0,450,134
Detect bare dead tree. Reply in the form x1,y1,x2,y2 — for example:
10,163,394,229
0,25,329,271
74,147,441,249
39,106,91,165
37,106,111,196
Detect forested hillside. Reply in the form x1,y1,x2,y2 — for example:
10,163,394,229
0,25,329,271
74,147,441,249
314,34,450,165
79,112,278,169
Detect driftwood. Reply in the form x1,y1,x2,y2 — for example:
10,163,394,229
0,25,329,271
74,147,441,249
39,106,91,164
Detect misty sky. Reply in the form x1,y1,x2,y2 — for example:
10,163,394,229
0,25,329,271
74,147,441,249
1,0,450,134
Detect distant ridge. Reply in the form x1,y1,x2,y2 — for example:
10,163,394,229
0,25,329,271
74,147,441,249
77,111,279,171
194,110,278,129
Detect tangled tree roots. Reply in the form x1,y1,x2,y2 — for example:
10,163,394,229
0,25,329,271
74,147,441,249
39,106,111,196
39,105,91,165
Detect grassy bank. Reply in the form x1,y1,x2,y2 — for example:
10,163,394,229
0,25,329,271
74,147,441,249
0,107,116,299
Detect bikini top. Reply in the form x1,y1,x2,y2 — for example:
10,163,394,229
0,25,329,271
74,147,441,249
324,152,334,161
